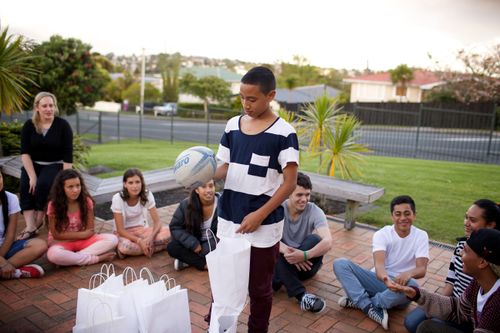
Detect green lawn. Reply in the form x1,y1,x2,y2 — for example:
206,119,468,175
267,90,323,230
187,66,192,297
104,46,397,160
87,140,499,244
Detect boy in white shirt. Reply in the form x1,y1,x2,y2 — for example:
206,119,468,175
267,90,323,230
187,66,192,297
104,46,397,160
333,195,429,330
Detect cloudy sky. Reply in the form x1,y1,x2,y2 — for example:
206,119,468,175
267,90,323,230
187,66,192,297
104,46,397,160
2,0,499,70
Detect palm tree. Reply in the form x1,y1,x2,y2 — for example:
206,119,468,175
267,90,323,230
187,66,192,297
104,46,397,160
300,94,340,172
389,64,414,101
0,26,38,115
321,114,371,179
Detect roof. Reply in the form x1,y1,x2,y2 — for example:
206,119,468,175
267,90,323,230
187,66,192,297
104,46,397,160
179,66,242,82
275,84,340,104
344,70,443,88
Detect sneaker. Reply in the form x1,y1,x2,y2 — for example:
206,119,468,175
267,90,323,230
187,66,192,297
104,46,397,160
338,296,360,309
366,305,389,330
17,264,44,278
272,279,283,292
299,293,326,313
174,259,189,271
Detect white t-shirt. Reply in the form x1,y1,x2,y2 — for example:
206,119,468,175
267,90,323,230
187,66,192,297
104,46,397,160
0,191,21,246
477,278,500,313
372,225,429,276
110,191,156,230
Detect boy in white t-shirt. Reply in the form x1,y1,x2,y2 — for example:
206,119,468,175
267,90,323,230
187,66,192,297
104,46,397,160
333,195,429,331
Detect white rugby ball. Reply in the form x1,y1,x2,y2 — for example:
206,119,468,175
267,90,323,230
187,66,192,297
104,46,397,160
173,146,217,188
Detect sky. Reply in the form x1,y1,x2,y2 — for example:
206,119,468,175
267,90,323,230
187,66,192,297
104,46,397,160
2,0,499,71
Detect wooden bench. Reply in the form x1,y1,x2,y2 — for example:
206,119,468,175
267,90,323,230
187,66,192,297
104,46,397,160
303,171,384,230
0,156,182,204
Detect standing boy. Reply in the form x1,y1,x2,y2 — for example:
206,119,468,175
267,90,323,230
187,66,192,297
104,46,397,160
272,172,332,313
333,195,429,330
214,66,299,333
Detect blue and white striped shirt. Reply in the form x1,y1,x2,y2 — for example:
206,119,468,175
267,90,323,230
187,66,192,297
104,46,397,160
216,115,299,247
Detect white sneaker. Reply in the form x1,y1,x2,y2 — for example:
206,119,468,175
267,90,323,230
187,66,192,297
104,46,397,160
174,259,189,271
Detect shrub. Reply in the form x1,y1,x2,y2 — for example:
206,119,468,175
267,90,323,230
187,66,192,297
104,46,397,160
0,121,23,156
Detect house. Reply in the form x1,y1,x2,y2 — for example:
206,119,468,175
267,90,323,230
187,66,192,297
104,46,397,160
179,66,242,103
275,84,340,112
344,70,443,103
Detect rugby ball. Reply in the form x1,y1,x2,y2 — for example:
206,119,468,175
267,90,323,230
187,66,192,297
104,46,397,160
173,146,217,188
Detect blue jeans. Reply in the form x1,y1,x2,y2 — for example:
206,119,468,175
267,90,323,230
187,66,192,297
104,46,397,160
5,239,29,259
333,257,418,310
405,307,428,333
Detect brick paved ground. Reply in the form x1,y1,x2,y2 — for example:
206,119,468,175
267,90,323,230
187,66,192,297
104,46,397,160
0,205,453,333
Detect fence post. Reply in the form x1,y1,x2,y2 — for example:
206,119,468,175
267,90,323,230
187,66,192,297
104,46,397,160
98,111,102,144
170,111,174,144
206,108,210,147
486,103,496,158
117,111,120,143
76,110,80,135
414,103,423,158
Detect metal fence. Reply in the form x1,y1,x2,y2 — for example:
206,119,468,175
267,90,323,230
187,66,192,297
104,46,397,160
1,102,499,164
345,102,499,164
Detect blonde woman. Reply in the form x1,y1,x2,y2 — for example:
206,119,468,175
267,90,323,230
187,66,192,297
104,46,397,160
18,92,73,240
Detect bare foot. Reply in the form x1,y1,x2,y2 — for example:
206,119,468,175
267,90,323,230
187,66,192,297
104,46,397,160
98,252,116,263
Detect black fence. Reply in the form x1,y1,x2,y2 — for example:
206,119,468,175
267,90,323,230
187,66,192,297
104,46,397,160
342,102,498,164
1,102,499,165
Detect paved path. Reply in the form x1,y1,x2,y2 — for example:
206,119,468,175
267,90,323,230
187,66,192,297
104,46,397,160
0,205,453,332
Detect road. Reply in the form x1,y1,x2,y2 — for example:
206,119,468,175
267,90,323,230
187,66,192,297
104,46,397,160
3,111,499,164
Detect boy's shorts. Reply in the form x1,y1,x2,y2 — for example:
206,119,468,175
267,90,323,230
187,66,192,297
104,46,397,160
5,239,29,259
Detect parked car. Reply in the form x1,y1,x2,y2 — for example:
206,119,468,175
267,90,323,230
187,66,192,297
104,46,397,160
153,103,177,116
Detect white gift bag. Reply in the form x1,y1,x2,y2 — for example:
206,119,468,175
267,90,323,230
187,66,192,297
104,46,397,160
206,237,251,311
75,289,121,328
141,288,192,333
73,296,126,333
208,302,240,333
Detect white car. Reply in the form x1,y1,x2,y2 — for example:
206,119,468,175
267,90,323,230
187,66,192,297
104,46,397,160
154,103,177,116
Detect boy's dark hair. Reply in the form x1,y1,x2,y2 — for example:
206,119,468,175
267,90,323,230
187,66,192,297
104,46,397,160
390,195,416,213
297,172,312,190
241,66,276,94
474,199,500,231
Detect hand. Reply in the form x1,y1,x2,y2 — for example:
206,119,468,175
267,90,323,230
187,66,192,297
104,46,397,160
294,261,313,271
29,176,37,194
193,244,202,254
394,272,412,286
138,238,153,257
1,261,16,279
284,248,305,265
236,211,264,234
82,229,94,239
384,277,417,298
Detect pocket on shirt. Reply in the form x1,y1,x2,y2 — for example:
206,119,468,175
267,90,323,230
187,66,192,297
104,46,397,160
248,153,270,178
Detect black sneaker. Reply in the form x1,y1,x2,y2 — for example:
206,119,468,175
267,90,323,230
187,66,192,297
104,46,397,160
272,279,283,292
299,293,326,313
174,259,189,271
338,296,360,309
366,305,389,330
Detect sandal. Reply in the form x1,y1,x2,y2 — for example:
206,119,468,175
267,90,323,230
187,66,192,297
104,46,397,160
17,222,44,241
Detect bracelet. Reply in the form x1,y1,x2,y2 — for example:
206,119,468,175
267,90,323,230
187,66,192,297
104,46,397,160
303,251,308,262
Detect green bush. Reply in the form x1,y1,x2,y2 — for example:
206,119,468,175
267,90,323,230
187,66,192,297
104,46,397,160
0,121,23,156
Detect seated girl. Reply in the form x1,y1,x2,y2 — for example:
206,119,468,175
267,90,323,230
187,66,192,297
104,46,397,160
167,179,218,271
0,171,47,279
111,168,170,258
47,169,117,266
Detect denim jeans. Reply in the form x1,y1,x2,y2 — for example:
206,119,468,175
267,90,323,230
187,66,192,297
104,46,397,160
333,257,418,310
405,307,472,333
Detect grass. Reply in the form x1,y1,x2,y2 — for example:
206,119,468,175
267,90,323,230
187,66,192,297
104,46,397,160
87,140,499,244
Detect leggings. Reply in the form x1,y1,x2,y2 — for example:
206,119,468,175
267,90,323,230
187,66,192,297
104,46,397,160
116,226,170,256
47,233,118,266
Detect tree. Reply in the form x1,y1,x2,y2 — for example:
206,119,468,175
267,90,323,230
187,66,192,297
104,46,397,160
158,52,181,102
321,114,370,178
179,73,231,118
299,94,341,172
0,26,38,115
121,82,161,105
29,35,110,114
103,71,134,102
389,64,414,101
434,44,500,103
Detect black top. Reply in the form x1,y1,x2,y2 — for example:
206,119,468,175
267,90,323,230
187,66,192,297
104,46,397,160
20,117,73,163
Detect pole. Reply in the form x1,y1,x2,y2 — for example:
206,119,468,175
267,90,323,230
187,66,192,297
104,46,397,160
414,103,422,158
98,112,102,144
206,106,210,146
140,48,145,143
117,111,120,143
486,103,496,159
170,111,174,144
76,110,80,135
